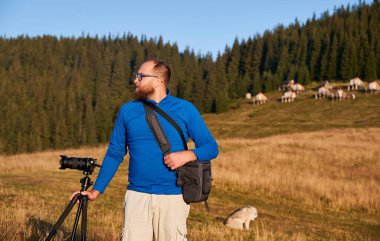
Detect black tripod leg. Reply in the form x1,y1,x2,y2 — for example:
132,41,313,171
81,196,88,241
45,194,80,241
70,196,83,241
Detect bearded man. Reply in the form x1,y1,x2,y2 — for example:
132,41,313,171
72,58,219,241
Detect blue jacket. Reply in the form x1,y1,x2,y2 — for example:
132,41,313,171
93,91,219,194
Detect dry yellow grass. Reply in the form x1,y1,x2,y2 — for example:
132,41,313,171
0,128,379,240
214,128,380,212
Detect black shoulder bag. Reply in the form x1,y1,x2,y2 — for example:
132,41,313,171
142,100,212,211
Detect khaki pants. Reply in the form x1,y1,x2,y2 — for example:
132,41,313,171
121,190,190,241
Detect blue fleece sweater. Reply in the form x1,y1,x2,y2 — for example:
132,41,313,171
93,91,219,194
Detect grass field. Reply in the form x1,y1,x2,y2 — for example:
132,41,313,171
0,88,379,241
204,84,380,139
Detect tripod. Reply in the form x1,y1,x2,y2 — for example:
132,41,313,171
45,171,93,241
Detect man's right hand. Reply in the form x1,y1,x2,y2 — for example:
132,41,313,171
70,189,101,202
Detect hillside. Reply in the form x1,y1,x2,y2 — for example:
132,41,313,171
0,128,379,240
205,85,380,139
1,86,380,240
1,1,379,154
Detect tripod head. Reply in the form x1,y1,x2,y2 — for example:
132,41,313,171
80,172,93,192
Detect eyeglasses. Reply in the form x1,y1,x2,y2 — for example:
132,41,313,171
135,73,159,81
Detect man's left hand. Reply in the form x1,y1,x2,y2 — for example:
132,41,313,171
164,150,197,170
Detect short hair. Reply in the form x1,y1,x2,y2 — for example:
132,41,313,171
143,58,171,84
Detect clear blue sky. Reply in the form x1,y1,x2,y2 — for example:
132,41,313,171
0,0,359,56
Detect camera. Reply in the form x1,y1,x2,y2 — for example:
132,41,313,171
59,155,101,174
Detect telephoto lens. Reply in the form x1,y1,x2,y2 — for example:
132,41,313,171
59,155,100,174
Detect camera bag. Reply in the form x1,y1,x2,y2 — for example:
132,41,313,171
142,100,212,210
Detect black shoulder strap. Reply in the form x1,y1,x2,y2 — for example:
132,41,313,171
143,103,171,155
142,100,188,151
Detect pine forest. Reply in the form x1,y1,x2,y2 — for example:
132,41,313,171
0,1,379,154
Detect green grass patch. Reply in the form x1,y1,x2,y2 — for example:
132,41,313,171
205,90,380,139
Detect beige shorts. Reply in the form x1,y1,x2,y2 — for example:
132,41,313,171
121,190,190,241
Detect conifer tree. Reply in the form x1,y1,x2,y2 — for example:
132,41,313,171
364,50,377,80
202,55,217,112
226,38,241,98
214,92,229,113
327,35,339,80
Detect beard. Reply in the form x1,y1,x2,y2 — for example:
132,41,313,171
134,83,155,100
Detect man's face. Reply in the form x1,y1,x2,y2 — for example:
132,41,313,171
134,61,159,100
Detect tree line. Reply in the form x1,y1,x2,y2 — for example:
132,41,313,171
0,1,378,154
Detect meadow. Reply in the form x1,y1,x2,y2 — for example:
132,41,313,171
0,88,379,240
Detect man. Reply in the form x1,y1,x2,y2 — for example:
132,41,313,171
73,58,219,241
